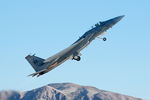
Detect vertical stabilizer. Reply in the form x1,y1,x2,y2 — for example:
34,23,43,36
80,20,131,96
25,55,45,72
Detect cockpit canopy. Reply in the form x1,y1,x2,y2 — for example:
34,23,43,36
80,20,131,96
93,21,105,28
95,23,100,27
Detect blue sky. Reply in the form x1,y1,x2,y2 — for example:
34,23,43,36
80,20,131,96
0,0,150,99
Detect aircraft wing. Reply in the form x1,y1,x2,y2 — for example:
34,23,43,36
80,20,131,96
29,37,86,77
28,69,47,77
45,37,85,62
28,62,58,77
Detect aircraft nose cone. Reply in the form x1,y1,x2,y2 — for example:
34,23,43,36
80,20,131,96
99,15,125,30
114,15,125,23
106,15,125,27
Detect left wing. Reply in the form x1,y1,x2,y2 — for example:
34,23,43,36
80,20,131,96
28,62,58,77
28,69,47,77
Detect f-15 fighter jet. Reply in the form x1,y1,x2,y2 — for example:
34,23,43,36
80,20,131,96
25,15,124,77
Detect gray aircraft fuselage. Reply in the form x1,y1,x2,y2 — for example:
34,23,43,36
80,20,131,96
25,15,124,77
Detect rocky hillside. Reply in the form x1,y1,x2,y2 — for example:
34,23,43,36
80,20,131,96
0,83,143,100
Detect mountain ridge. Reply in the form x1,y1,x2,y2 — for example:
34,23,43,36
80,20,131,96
0,83,143,100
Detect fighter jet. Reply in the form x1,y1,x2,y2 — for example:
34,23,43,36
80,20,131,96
25,15,124,77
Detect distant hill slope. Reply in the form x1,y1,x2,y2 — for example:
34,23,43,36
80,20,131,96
0,83,143,100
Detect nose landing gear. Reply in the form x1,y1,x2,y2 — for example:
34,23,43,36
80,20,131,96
103,37,107,41
98,36,107,41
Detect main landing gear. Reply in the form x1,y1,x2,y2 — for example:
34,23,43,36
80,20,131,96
73,56,81,61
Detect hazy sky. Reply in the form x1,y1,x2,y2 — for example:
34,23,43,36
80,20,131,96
0,0,150,99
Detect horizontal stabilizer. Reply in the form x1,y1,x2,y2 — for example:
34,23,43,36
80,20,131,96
28,69,47,77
